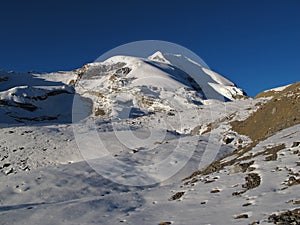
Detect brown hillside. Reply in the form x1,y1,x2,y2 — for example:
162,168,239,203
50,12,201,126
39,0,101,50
231,82,300,141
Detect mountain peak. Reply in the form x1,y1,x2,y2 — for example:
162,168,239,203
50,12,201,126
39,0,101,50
148,51,171,64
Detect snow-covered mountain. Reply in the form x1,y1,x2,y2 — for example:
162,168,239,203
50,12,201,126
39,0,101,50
0,52,245,124
74,52,245,120
0,53,299,225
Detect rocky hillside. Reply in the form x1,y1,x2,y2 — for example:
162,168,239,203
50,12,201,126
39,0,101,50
232,82,300,142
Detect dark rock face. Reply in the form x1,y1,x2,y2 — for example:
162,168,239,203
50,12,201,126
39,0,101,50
268,208,300,225
235,214,249,219
115,67,131,76
232,173,261,196
292,142,300,148
242,173,261,190
159,222,172,225
169,191,185,201
79,62,127,79
0,99,37,112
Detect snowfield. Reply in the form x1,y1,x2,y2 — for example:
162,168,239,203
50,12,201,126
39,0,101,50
0,53,299,225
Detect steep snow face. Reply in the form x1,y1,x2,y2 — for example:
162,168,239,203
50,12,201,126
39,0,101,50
103,55,199,91
75,53,245,120
148,51,245,100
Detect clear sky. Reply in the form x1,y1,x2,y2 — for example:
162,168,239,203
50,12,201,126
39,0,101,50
0,0,299,96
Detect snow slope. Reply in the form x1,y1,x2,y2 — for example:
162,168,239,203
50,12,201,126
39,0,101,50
149,51,244,100
0,53,299,225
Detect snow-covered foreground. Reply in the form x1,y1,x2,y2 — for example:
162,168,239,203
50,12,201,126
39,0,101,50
0,52,299,225
1,105,299,225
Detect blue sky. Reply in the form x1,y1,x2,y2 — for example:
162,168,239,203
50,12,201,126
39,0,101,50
0,0,299,96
